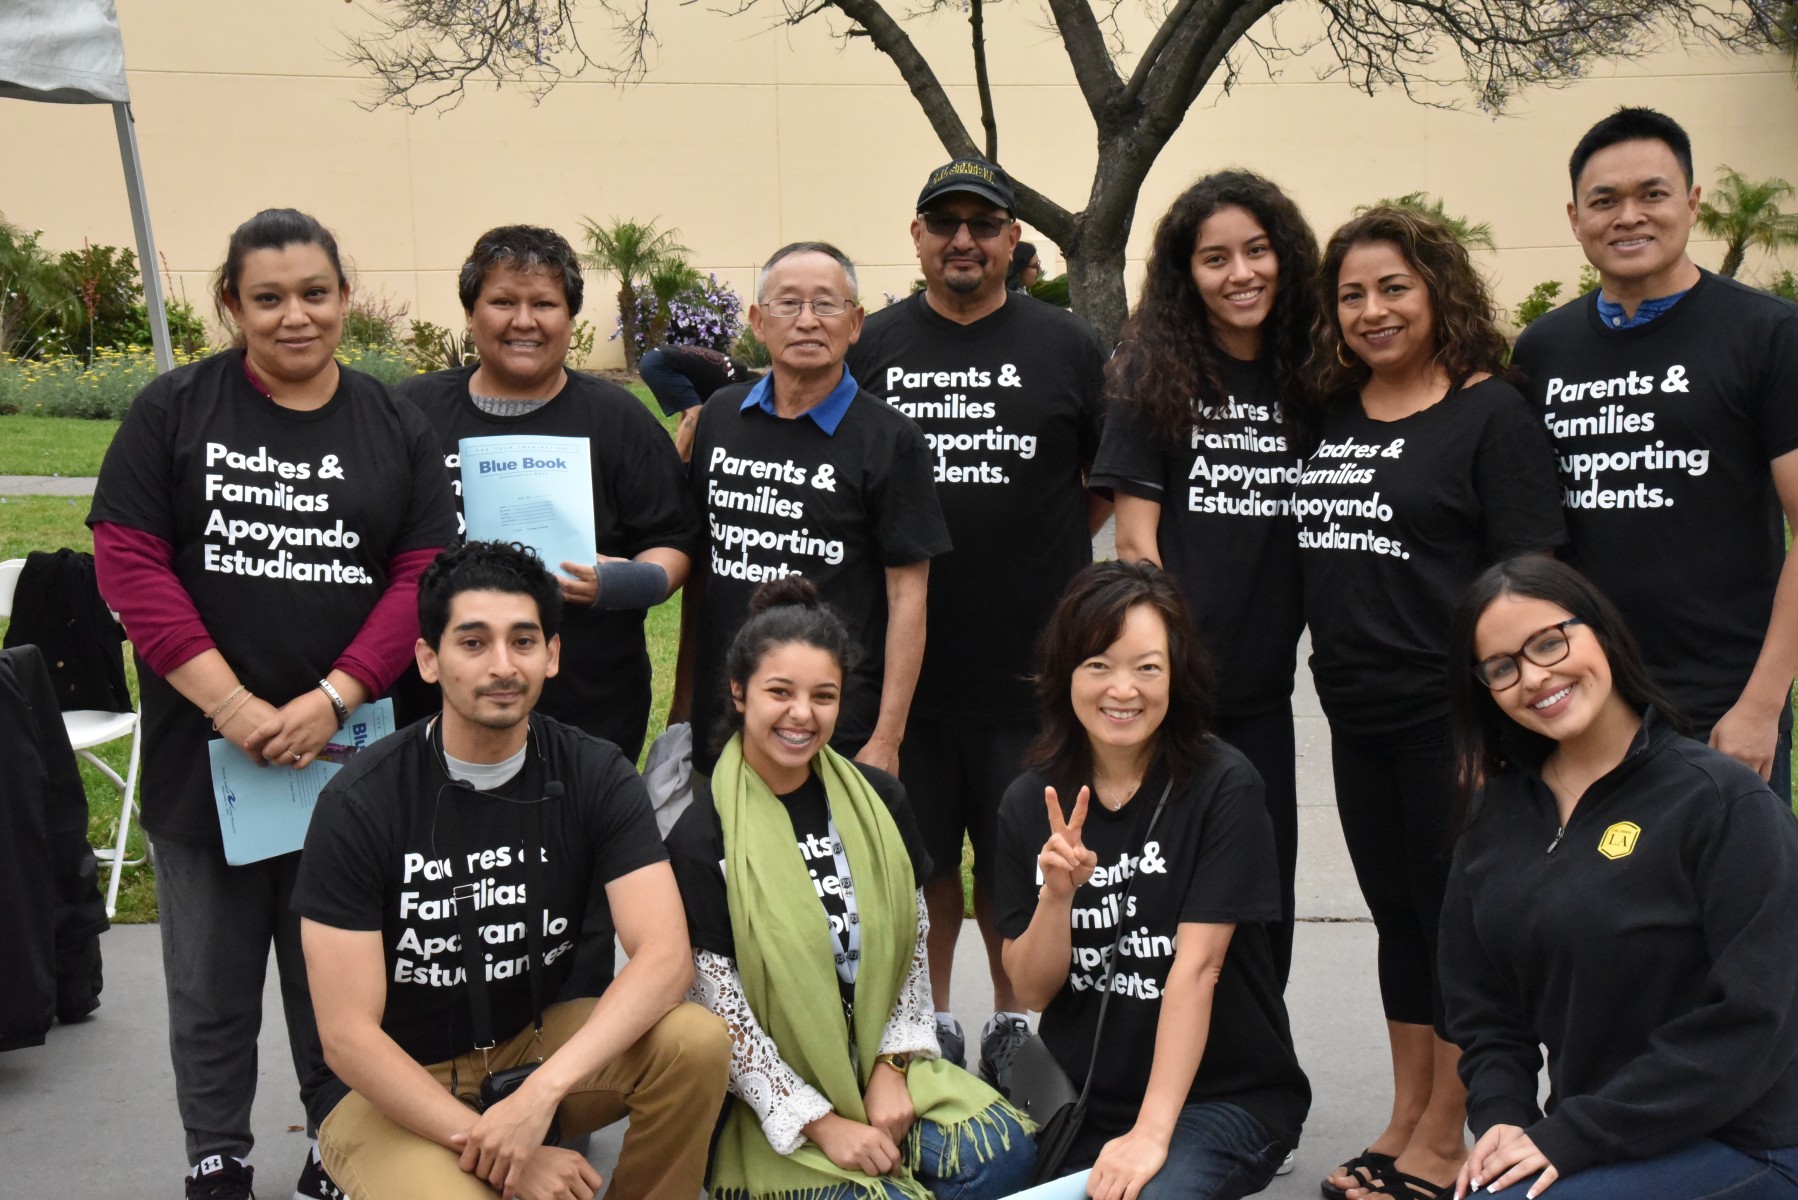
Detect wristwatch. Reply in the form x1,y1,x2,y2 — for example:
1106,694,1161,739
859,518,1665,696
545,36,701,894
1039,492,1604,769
874,1053,911,1076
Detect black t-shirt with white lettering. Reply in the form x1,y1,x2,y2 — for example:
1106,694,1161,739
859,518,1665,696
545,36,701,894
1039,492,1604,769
665,763,930,1009
1512,273,1798,731
88,350,459,846
689,384,952,768
1293,378,1566,736
848,293,1103,719
292,715,667,1115
994,748,1309,1147
1091,357,1303,716
399,367,701,753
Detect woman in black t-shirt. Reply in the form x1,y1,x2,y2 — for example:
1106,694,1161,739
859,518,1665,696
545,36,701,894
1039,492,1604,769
997,560,1309,1200
667,578,1033,1199
1297,208,1565,1200
1441,556,1798,1199
1094,170,1320,990
87,209,457,1200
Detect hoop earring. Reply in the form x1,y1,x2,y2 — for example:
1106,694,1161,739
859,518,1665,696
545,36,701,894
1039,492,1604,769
1335,342,1357,369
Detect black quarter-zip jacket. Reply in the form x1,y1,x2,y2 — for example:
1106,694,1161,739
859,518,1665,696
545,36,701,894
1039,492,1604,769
1441,710,1798,1176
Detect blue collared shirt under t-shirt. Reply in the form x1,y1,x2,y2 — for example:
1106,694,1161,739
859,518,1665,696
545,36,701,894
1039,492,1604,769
1596,288,1690,330
740,364,858,435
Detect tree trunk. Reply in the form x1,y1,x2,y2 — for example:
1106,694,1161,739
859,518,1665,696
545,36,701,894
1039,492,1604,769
619,282,642,370
1721,240,1745,278
1065,233,1130,348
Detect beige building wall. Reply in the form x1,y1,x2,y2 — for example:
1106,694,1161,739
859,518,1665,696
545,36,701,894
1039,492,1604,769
1,1,1793,367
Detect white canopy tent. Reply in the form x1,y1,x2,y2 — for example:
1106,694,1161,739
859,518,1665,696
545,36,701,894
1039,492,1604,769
0,0,171,372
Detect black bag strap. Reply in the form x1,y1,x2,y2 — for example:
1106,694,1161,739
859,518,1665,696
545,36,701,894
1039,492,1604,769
1070,778,1174,1111
439,766,549,1055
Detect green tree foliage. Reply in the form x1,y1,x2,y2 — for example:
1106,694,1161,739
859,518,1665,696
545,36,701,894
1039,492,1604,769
1697,167,1798,278
1359,192,1497,252
0,216,80,358
579,218,688,369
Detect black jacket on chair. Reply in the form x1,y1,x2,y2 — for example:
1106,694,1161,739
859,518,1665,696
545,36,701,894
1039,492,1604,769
0,644,108,1049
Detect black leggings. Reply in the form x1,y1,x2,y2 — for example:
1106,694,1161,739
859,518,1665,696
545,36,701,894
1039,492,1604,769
1328,718,1455,1027
1214,706,1298,989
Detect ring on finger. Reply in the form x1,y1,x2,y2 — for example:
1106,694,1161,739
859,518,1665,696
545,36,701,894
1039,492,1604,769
290,751,302,764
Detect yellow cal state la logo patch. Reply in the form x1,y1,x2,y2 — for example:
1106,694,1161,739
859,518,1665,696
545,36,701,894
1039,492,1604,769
1597,821,1641,860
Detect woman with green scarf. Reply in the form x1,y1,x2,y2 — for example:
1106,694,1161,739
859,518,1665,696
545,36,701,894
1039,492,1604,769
665,577,1036,1199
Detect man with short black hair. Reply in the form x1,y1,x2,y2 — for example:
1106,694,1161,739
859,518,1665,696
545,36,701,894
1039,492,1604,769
1514,107,1798,795
675,241,952,777
848,158,1106,1088
294,541,729,1200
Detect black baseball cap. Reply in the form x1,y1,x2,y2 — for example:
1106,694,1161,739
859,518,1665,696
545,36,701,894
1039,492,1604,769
916,158,1016,213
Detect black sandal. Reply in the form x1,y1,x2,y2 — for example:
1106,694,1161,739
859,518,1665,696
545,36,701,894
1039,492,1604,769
1365,1167,1456,1200
1320,1151,1398,1200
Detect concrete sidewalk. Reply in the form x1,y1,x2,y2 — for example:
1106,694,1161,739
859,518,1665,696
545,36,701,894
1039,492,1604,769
0,474,98,496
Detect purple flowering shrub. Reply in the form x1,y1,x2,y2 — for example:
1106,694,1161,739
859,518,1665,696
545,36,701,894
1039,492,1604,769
611,273,744,357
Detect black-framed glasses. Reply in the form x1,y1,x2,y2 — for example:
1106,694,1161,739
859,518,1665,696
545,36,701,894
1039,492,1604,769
918,212,1013,240
760,296,852,319
1473,618,1586,690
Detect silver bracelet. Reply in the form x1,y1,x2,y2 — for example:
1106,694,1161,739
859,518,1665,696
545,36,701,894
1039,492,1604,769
316,678,349,726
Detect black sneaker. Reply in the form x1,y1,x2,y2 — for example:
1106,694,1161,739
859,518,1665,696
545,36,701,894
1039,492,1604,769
187,1155,255,1200
978,1014,1031,1094
294,1151,345,1200
935,1015,967,1068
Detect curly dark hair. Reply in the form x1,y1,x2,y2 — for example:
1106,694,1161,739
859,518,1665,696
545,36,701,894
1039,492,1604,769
1026,561,1215,791
1308,205,1511,404
1106,171,1321,448
417,540,563,649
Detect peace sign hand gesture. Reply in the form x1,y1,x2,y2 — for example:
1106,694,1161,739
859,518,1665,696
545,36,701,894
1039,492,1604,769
1039,786,1099,903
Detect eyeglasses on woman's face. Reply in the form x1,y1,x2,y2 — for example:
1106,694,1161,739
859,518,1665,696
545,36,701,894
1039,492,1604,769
1473,618,1586,691
759,296,852,319
917,212,1013,240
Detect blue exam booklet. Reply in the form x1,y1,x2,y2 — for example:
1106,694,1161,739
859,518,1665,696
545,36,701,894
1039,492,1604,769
210,697,396,865
1000,1170,1090,1199
458,434,596,574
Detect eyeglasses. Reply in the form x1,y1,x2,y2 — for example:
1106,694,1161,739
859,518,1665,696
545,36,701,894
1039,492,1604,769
759,296,852,319
918,212,1013,240
1473,618,1586,691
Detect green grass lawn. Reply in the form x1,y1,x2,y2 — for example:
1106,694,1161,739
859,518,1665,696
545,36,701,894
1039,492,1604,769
0,414,120,476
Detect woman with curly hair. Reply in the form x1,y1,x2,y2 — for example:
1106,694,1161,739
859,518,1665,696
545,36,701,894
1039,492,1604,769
1093,170,1320,989
1295,207,1566,1200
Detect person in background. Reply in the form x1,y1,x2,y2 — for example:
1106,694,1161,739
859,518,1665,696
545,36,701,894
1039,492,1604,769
1007,241,1043,293
88,208,459,1200
996,561,1309,1200
1511,107,1798,798
638,342,763,462
1095,169,1320,996
401,224,699,765
666,576,1034,1198
1297,206,1566,1200
1442,554,1798,1199
848,159,1105,1088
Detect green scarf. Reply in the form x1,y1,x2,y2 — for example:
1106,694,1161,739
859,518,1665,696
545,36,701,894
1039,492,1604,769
710,735,1027,1200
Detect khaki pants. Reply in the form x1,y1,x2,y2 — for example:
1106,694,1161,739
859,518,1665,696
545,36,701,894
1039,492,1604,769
319,1000,730,1199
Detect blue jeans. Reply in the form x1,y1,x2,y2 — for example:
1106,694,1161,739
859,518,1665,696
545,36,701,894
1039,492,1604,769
827,1107,1037,1200
1062,1101,1285,1200
1516,1140,1798,1199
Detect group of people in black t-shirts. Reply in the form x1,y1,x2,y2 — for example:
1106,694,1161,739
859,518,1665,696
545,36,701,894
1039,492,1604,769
84,103,1798,1200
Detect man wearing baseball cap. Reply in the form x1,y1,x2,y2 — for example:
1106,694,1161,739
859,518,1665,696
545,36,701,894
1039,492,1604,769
849,158,1107,1091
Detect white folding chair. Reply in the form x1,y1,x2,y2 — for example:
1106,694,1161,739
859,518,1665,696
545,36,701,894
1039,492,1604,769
0,557,145,918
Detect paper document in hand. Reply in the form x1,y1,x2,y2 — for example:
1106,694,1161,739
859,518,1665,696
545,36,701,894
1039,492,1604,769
210,697,396,865
458,434,596,575
1000,1170,1091,1199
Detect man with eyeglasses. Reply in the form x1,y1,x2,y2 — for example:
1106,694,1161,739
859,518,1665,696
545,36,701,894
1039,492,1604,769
675,241,951,777
848,158,1107,1089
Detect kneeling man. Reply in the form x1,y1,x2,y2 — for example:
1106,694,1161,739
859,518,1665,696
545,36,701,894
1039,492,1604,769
295,540,729,1200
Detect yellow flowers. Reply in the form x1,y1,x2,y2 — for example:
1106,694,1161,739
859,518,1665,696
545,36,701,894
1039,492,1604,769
0,344,207,419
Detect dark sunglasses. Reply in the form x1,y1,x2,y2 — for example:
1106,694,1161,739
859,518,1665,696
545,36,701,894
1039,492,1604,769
918,212,1013,240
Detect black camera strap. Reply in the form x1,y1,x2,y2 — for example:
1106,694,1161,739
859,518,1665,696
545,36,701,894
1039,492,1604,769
440,772,549,1067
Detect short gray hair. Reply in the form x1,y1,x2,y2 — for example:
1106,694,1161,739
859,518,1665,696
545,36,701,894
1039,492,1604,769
757,241,858,302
